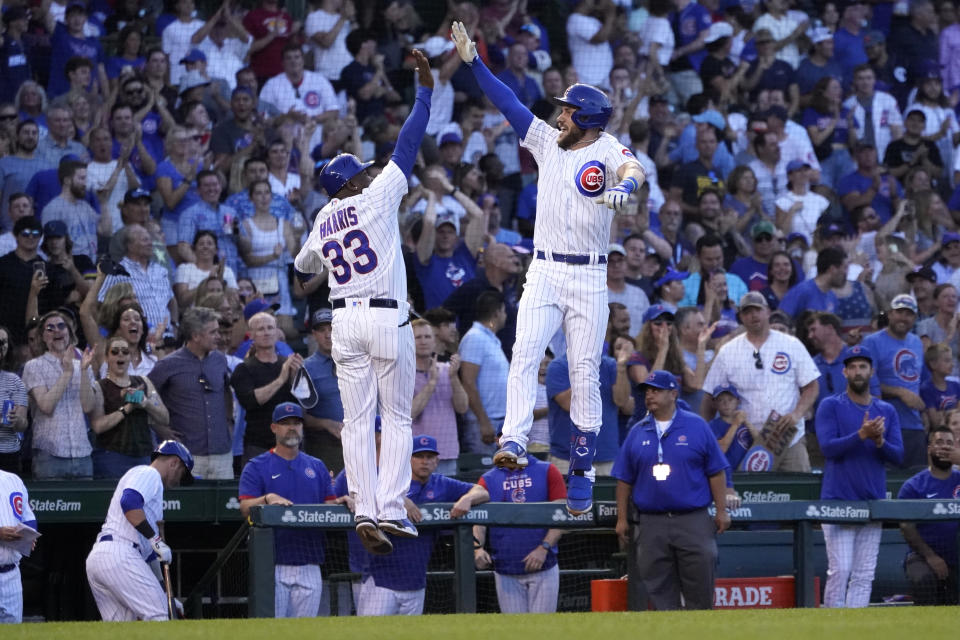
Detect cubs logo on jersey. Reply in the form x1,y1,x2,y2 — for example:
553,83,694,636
894,349,920,382
741,446,773,471
9,491,23,521
304,91,321,108
771,352,792,375
736,426,752,450
575,161,606,197
621,148,636,159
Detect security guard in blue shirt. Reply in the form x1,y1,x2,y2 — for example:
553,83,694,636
612,370,730,610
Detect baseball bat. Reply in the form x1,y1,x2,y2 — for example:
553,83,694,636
163,562,175,620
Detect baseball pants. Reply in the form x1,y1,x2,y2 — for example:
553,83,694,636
549,456,613,476
635,509,717,610
494,564,559,613
192,453,234,480
502,261,607,449
822,522,882,608
332,303,414,523
356,576,424,616
86,539,168,621
0,565,21,623
274,564,323,618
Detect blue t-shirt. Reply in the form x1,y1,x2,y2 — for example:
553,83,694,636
459,322,509,421
414,242,477,310
0,35,32,104
105,55,145,79
546,353,620,462
795,58,843,96
156,159,200,220
729,256,769,291
833,28,867,84
48,22,104,98
671,2,712,72
815,393,903,500
919,379,960,412
368,473,475,591
238,450,333,565
612,408,729,512
897,469,960,565
479,456,564,575
837,170,902,222
801,106,856,148
778,278,837,320
709,416,752,471
862,329,925,431
303,351,343,421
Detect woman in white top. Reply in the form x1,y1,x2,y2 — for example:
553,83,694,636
638,0,674,80
266,139,301,199
238,180,297,337
774,162,829,242
174,230,238,308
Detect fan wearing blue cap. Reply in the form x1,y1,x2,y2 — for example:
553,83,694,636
814,343,903,609
239,402,351,617
359,434,489,616
612,369,731,611
883,108,943,182
707,383,760,473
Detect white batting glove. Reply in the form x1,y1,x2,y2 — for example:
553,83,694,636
451,21,478,63
174,598,184,618
150,535,172,564
595,184,631,211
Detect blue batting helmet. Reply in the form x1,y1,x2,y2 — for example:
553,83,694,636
152,440,195,485
320,154,374,196
550,84,613,130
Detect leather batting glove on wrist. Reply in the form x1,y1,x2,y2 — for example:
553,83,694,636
451,21,478,63
150,535,172,564
596,184,631,210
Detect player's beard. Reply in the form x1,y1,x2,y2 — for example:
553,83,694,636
280,433,302,448
848,378,870,395
557,124,585,149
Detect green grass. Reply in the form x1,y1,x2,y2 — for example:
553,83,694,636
4,608,959,640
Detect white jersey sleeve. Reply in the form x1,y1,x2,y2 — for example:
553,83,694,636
601,134,644,184
0,470,33,564
519,117,559,166
99,465,164,550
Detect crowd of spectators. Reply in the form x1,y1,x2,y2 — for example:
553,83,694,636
2,0,960,488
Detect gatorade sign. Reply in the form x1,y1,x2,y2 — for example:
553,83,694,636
713,577,820,609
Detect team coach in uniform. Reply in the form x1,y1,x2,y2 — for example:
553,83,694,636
613,370,730,610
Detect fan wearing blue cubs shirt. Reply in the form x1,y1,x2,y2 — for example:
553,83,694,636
612,370,730,611
0,469,37,623
862,293,926,468
708,384,759,472
920,343,960,430
814,345,903,609
473,455,567,613
897,426,960,605
357,435,489,616
239,403,348,618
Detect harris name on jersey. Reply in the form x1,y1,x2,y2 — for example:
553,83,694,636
315,205,360,239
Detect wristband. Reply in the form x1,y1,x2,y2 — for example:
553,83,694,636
619,176,639,193
134,519,156,539
541,540,551,551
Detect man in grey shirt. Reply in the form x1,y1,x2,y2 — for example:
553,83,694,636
0,120,46,230
41,159,105,260
35,105,89,168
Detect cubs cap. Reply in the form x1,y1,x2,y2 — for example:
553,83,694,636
653,268,688,289
608,243,626,256
641,369,679,391
412,434,439,455
739,291,769,310
243,298,281,320
272,402,303,422
712,383,741,400
890,293,918,314
519,23,541,39
643,304,675,323
438,132,462,146
786,160,811,174
751,220,776,239
42,220,67,237
842,344,873,366
703,21,734,43
906,265,936,283
180,48,207,64
123,187,152,203
942,231,960,246
863,29,885,48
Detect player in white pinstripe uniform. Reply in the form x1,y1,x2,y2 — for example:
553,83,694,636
85,441,194,621
294,50,435,554
0,470,37,623
451,22,646,515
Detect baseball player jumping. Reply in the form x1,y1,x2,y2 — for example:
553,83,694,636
450,22,646,514
294,50,435,553
85,440,194,621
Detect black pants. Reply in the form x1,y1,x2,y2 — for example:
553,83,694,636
635,508,717,610
905,553,959,605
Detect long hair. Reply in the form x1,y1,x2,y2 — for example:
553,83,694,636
636,322,686,376
108,302,148,354
98,281,137,328
767,250,799,287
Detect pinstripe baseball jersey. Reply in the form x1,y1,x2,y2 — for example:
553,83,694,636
0,470,36,565
295,161,408,301
97,465,164,555
520,118,641,254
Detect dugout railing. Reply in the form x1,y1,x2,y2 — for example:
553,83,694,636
246,499,960,615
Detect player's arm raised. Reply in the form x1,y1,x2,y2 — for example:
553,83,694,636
389,49,433,179
451,21,534,139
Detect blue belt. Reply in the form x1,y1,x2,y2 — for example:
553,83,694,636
331,297,398,309
99,534,140,551
535,250,607,265
0,564,15,573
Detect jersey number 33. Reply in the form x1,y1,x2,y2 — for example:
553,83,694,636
322,230,379,284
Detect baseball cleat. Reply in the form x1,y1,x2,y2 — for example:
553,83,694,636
566,473,593,516
493,441,528,470
378,518,419,538
355,516,394,555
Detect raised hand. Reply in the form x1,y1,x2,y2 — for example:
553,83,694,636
451,20,478,63
411,49,434,90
